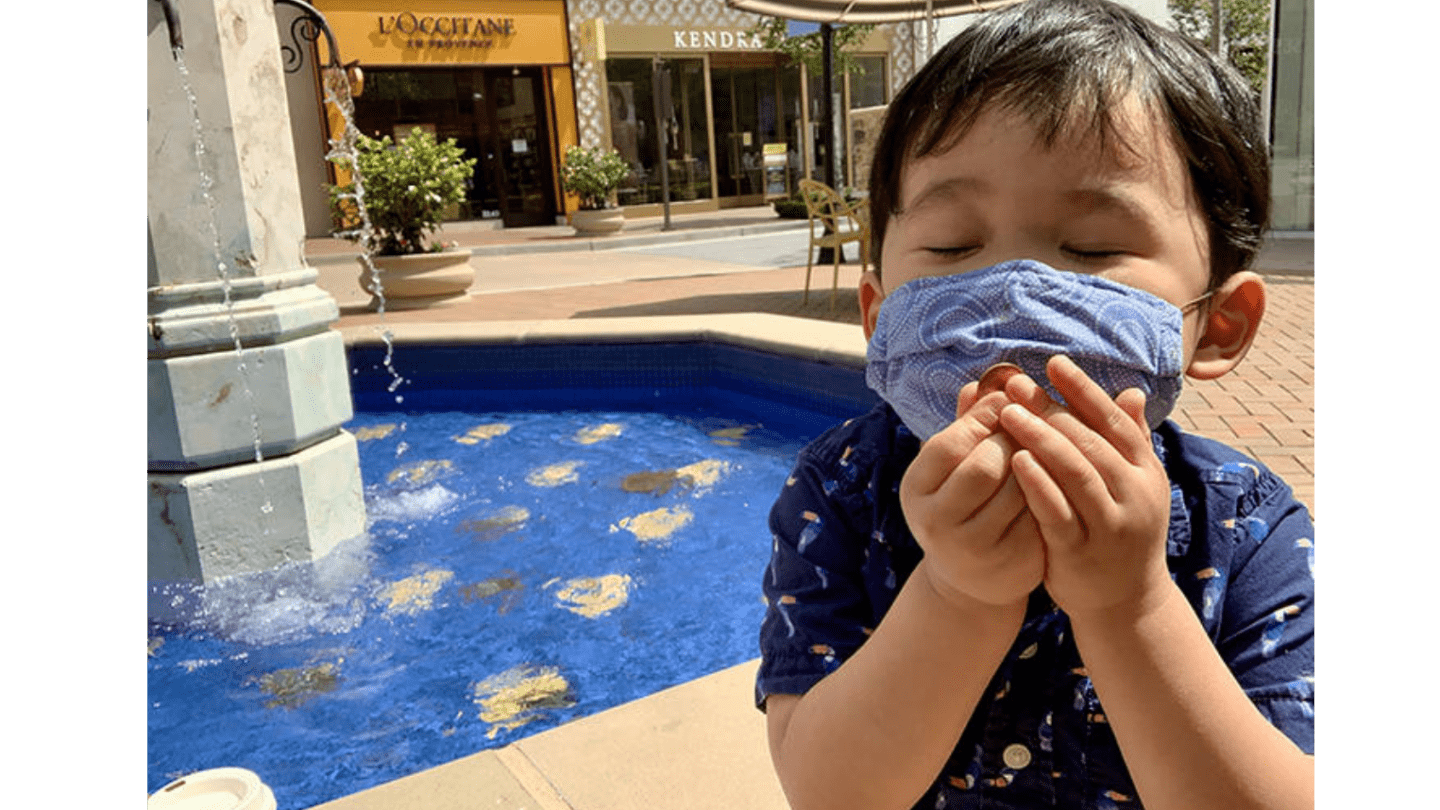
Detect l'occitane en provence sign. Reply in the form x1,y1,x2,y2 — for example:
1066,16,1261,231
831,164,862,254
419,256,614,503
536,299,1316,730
377,12,516,48
317,0,569,65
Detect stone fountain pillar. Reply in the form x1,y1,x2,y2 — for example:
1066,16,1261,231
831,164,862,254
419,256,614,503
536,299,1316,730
148,0,365,589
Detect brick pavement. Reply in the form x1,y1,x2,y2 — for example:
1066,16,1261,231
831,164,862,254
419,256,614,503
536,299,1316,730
1173,275,1314,512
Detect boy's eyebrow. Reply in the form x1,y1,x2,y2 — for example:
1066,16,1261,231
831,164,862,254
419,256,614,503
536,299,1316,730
903,180,1155,223
901,176,987,215
1062,186,1152,221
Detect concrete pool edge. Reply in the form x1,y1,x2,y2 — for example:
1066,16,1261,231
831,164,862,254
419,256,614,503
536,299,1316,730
307,658,786,810
335,313,869,372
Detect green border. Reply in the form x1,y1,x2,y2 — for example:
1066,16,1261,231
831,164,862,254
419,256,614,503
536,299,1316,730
1319,0,1434,795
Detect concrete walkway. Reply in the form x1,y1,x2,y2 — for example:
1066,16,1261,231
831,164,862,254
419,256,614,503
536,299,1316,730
307,206,1314,810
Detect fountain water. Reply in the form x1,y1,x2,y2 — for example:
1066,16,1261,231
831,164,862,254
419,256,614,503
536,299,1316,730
147,0,366,600
317,64,408,403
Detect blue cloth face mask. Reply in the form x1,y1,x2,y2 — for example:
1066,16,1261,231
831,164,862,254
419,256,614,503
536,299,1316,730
866,259,1194,440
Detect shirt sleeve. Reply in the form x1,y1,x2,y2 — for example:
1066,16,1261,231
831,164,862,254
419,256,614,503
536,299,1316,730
1214,467,1316,754
755,436,880,710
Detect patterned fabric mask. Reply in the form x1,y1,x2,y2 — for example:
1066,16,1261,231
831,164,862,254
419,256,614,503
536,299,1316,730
865,259,1189,440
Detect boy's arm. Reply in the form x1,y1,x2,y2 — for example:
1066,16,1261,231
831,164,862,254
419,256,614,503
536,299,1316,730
767,562,1025,810
999,356,1312,810
1066,582,1313,810
765,387,1041,810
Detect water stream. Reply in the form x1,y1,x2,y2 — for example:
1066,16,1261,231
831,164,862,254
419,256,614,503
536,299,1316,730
321,65,407,404
175,51,274,520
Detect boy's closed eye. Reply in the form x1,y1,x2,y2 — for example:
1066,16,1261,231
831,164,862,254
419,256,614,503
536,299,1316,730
1061,245,1129,260
924,245,982,258
919,243,1129,262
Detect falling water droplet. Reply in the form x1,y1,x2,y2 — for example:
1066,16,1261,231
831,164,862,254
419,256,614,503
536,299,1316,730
323,67,405,400
176,49,275,535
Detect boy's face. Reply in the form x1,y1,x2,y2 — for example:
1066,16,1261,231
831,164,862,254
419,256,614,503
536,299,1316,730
862,100,1217,371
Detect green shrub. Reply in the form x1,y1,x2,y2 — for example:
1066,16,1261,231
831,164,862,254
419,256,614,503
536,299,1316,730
772,198,809,219
561,146,629,210
328,128,477,256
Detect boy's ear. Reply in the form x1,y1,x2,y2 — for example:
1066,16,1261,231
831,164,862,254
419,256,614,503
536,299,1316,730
1186,271,1266,381
858,271,886,340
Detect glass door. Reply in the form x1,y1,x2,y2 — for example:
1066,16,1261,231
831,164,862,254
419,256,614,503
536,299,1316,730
711,61,779,201
473,67,557,228
605,57,712,206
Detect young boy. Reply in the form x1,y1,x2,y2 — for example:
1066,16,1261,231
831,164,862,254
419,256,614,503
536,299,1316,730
755,2,1314,810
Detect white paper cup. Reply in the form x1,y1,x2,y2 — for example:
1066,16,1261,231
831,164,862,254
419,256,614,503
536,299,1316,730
148,767,277,810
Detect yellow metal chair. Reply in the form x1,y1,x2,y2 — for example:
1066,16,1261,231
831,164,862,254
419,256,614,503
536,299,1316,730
798,179,870,310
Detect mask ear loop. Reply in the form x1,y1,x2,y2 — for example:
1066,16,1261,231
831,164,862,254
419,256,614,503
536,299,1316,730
1179,289,1215,315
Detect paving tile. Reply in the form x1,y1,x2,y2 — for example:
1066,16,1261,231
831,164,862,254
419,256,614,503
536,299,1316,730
1265,426,1313,446
1176,414,1228,434
1226,415,1272,435
1195,389,1251,415
1240,399,1286,418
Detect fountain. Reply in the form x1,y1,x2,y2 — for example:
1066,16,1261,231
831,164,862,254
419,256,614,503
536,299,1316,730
147,0,365,601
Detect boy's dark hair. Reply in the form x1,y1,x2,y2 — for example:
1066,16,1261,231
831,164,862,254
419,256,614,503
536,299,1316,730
867,0,1270,287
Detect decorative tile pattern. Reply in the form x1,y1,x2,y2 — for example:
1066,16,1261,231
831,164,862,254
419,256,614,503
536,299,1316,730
891,21,917,97
564,1,924,148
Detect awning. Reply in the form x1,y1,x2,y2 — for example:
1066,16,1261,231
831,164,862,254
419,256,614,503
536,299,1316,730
723,0,1022,25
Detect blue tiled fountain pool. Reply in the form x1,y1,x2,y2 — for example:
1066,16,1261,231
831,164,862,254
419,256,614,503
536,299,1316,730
147,340,875,809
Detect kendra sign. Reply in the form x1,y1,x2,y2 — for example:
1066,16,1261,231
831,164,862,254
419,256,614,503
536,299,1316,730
602,24,771,54
671,29,766,49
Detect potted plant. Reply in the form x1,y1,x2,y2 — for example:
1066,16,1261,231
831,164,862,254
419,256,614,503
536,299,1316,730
560,145,629,236
328,127,479,310
772,194,808,219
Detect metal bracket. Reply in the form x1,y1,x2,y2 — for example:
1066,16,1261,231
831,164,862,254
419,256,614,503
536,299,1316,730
274,0,342,74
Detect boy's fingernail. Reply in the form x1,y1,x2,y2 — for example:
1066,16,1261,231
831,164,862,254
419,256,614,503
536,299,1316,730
1002,402,1034,422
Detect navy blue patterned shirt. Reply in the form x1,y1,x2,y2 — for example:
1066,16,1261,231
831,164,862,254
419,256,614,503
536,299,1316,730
756,402,1315,810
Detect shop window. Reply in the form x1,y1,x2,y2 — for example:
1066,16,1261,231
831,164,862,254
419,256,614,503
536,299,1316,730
606,57,711,206
845,56,887,193
848,56,887,110
350,67,556,227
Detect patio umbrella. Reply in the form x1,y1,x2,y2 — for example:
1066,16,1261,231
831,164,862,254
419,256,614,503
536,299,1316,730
724,0,1019,24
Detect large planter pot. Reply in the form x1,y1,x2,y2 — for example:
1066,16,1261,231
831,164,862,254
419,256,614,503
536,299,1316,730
772,199,808,219
355,249,475,311
570,207,626,236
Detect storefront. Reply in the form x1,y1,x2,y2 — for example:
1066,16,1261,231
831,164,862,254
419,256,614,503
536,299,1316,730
313,1,579,227
575,16,897,216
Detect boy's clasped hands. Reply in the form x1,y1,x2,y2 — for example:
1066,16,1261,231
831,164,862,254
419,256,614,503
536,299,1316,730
900,354,1174,623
